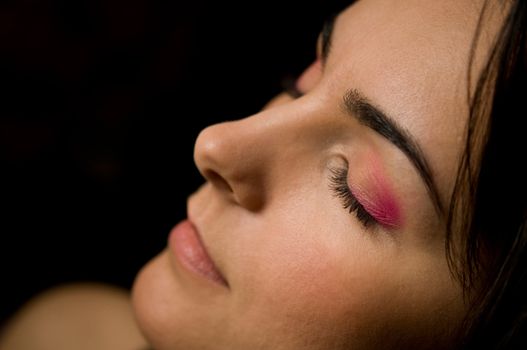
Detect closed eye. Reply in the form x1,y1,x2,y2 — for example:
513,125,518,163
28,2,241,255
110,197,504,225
329,166,376,228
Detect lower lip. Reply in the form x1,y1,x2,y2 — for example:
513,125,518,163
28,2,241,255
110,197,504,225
168,219,227,286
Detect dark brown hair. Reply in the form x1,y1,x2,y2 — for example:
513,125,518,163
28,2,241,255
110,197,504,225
445,0,527,348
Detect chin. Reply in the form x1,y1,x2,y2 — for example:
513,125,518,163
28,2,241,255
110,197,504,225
131,251,176,350
131,250,229,350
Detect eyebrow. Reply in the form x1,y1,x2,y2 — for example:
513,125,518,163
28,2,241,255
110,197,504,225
343,90,444,216
319,14,445,217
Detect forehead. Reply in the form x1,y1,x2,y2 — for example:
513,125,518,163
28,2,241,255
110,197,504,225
326,0,484,200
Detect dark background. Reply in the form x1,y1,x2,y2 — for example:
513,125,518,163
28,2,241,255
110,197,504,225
0,0,350,326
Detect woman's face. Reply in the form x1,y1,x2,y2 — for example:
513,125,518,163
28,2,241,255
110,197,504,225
132,0,499,349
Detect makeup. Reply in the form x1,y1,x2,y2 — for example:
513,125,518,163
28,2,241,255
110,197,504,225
350,155,402,229
168,219,227,286
350,185,401,228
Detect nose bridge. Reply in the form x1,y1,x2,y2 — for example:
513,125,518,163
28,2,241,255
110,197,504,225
193,96,329,211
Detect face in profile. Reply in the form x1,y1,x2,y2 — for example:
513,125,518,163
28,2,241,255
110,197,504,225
132,0,501,349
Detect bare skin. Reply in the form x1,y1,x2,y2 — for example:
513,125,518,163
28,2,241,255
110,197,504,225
0,1,507,349
133,1,504,349
0,283,148,350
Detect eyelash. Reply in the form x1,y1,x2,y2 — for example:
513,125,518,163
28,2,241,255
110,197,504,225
329,166,377,228
282,73,374,227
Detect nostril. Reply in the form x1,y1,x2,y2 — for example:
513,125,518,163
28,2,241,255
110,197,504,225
205,168,263,211
204,169,233,194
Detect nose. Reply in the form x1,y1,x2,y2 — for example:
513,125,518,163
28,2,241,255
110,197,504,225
193,117,270,211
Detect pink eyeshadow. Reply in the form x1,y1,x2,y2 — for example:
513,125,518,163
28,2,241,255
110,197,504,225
349,157,402,229
358,190,401,228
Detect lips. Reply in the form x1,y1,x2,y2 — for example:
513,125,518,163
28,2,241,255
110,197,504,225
168,219,227,287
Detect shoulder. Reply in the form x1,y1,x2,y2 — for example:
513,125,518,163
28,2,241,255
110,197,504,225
0,282,149,350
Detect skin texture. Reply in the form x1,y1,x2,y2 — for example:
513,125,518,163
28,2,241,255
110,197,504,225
132,1,504,349
0,283,148,350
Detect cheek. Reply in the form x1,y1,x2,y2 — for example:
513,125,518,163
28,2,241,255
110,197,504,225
234,237,355,347
231,207,464,349
230,207,390,348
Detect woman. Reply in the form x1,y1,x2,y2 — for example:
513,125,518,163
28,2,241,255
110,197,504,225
1,0,526,349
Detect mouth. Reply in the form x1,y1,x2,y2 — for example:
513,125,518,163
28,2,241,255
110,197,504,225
168,218,228,287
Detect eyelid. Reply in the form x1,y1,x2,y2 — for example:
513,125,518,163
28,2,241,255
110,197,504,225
352,157,403,229
281,74,304,98
329,166,377,228
316,33,323,61
351,185,402,229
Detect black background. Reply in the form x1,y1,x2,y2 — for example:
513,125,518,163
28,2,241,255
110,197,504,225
0,0,350,326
